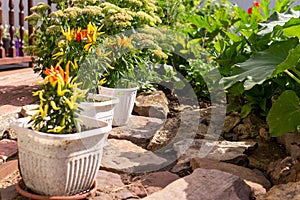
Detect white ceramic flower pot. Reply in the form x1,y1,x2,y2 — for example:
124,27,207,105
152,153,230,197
98,86,138,126
12,115,111,196
79,94,119,125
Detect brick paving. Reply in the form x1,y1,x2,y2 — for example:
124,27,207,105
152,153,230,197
0,66,41,116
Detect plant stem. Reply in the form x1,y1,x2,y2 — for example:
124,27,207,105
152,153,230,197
285,69,300,85
291,68,300,78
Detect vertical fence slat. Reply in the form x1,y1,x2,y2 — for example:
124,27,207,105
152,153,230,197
28,0,33,67
0,0,4,58
19,0,24,56
8,0,16,57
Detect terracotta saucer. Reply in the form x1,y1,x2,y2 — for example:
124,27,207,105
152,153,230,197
16,179,97,200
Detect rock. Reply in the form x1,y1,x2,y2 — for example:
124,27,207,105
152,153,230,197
109,115,164,147
267,156,300,185
0,139,18,162
170,161,192,175
147,108,201,151
191,158,271,189
174,139,257,166
128,171,180,198
134,90,169,119
20,104,38,117
0,113,19,139
101,139,168,173
257,181,300,200
92,170,136,199
0,184,18,199
277,132,300,159
142,168,251,200
244,180,267,198
247,138,287,172
223,113,241,133
147,117,180,151
233,113,267,140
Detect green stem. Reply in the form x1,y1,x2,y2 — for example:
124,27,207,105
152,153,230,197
291,68,300,78
285,69,300,85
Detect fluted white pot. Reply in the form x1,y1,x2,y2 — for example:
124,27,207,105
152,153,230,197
98,86,138,126
79,94,119,125
11,115,111,196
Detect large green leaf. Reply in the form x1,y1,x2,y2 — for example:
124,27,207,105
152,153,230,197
221,38,299,90
267,90,300,137
274,43,300,75
258,9,300,36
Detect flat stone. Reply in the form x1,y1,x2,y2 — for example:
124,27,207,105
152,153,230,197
257,181,300,200
142,168,251,200
0,139,18,161
174,139,257,166
134,90,169,119
91,170,136,199
101,139,168,173
0,160,18,182
191,158,271,189
128,171,180,198
109,115,164,147
20,104,38,117
0,184,18,200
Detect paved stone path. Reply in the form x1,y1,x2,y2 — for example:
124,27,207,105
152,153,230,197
0,66,41,116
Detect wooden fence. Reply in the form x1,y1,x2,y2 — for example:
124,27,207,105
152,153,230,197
0,0,52,66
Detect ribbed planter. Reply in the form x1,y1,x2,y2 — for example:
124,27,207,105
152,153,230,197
12,115,111,196
98,86,138,126
79,94,119,125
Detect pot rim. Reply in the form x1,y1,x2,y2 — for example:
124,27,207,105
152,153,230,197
11,115,111,140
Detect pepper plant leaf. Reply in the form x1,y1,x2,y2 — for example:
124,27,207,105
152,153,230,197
267,90,300,137
221,38,299,90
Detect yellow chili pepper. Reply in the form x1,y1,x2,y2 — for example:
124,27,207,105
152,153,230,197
41,103,48,119
48,125,66,133
50,100,60,110
39,91,46,101
63,96,74,110
57,80,70,96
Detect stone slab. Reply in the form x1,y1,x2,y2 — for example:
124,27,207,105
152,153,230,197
0,160,18,182
109,115,164,147
92,170,136,199
101,139,168,173
142,168,251,200
174,139,257,165
0,139,18,161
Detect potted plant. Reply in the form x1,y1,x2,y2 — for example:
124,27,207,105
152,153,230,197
13,2,116,197
11,58,111,197
25,1,166,127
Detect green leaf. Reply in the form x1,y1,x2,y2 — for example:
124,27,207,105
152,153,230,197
221,38,299,90
241,102,253,118
275,43,300,75
258,9,300,36
267,90,300,137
